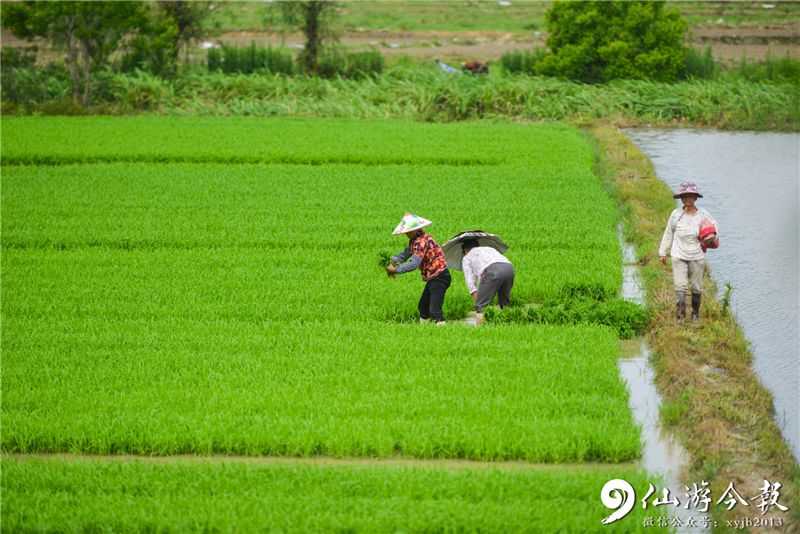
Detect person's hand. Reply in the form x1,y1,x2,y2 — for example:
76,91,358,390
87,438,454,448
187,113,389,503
471,291,477,302
660,256,667,266
386,264,396,274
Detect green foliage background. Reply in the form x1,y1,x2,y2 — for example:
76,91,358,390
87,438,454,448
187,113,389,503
540,0,688,83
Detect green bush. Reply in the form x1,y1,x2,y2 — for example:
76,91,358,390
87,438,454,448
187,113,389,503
318,47,385,79
539,0,687,83
730,52,800,85
680,45,800,85
681,45,717,80
499,49,546,75
207,43,294,75
0,61,71,111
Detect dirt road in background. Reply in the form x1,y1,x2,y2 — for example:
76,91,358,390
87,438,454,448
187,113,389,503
215,22,799,63
3,22,797,65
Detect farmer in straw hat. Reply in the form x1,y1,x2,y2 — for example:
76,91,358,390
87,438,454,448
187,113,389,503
659,181,719,324
387,213,451,325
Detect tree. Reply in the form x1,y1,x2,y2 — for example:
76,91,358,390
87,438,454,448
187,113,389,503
123,1,214,78
539,1,688,83
2,1,146,104
269,1,338,75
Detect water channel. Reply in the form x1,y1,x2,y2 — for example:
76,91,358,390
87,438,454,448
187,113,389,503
624,129,800,462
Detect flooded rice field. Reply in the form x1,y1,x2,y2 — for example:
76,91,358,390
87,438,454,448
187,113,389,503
624,128,800,462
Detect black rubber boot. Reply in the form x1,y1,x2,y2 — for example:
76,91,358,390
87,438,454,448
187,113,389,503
675,290,687,325
691,292,702,323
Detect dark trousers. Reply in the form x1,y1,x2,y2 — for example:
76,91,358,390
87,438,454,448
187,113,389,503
475,262,515,313
418,269,451,323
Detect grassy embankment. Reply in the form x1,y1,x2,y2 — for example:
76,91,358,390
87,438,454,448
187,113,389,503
4,67,798,132
590,124,800,531
2,117,654,531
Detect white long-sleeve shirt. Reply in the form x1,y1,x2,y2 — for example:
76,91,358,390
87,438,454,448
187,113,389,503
658,207,718,261
462,246,512,294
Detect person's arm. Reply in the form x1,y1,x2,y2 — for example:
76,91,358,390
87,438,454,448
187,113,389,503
658,212,676,265
702,209,719,234
393,252,422,274
463,254,478,296
391,247,411,264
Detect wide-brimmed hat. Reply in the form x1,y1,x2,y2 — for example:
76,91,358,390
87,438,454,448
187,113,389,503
392,212,432,235
673,181,704,199
441,230,509,271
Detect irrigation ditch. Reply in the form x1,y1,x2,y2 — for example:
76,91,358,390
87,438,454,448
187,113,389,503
590,123,800,532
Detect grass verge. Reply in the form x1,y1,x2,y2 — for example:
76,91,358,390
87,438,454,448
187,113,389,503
3,69,798,131
589,123,800,531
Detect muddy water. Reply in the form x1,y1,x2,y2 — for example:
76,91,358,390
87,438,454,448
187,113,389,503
617,232,692,532
624,129,800,462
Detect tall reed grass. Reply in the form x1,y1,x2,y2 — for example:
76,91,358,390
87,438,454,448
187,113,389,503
2,64,797,131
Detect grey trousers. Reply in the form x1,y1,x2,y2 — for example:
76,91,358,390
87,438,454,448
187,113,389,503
673,258,704,293
475,262,515,312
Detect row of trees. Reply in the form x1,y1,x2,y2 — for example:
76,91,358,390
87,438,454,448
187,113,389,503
3,1,690,104
2,0,336,105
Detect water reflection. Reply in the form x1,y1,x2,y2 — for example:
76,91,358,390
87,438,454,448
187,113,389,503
624,128,800,461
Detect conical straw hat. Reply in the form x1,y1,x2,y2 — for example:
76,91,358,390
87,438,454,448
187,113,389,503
392,212,432,235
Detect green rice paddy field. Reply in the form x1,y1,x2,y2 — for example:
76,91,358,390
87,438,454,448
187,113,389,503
2,117,656,531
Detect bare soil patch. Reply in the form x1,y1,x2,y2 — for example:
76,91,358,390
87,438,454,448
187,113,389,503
4,22,796,66
4,452,638,472
213,23,799,63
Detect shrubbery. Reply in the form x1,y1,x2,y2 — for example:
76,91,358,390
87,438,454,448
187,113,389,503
547,0,687,82
498,49,546,76
513,0,687,83
318,48,385,79
207,43,294,75
204,44,383,79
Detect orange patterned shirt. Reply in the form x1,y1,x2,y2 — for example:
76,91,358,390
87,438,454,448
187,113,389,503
410,231,448,281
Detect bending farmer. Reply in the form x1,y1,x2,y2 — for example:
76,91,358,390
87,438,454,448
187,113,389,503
658,181,718,324
461,239,515,326
387,213,451,325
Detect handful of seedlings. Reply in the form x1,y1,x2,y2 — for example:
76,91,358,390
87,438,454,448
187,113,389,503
378,251,396,278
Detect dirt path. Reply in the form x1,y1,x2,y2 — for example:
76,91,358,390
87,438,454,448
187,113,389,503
212,23,800,63
4,22,797,65
3,452,639,472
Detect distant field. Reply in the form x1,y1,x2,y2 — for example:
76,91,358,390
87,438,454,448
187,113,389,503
207,1,800,33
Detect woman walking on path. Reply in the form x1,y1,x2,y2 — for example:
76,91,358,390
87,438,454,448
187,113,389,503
659,181,719,324
461,239,515,326
387,213,451,325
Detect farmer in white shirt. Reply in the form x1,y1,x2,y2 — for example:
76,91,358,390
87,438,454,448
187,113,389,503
658,181,718,324
461,239,515,326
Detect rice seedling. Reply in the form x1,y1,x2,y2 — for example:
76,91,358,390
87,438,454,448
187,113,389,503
487,297,649,339
0,116,583,167
2,320,641,461
1,118,646,523
0,114,669,532
1,457,659,532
